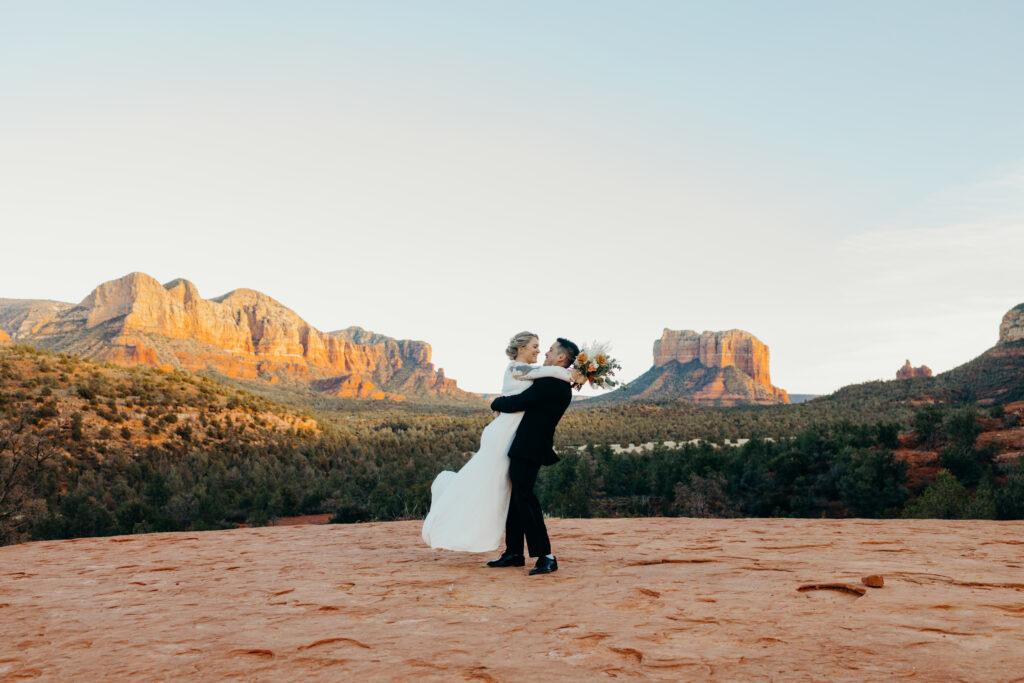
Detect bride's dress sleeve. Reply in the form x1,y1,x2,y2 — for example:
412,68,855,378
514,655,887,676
501,362,529,394
520,365,573,383
507,363,534,379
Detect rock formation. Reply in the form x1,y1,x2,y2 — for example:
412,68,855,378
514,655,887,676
896,360,933,380
879,302,1024,405
654,329,775,387
2,272,473,402
0,298,74,337
0,328,10,344
999,303,1024,345
597,329,789,406
940,301,1024,403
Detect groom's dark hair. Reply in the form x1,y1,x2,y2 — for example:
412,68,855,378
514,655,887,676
555,338,579,368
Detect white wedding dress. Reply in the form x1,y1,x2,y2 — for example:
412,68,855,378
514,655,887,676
421,361,573,552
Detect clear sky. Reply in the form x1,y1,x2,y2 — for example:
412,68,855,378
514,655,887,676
2,1,1022,395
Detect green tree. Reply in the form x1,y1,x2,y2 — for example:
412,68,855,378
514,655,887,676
939,445,987,487
902,469,995,520
912,405,944,445
903,470,968,518
835,447,909,517
945,408,982,449
0,422,58,545
994,460,1024,520
672,473,737,517
70,412,84,441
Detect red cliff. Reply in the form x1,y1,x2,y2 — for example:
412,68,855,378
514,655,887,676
10,272,473,402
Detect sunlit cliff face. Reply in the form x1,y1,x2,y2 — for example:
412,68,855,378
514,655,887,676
10,271,474,402
653,328,786,399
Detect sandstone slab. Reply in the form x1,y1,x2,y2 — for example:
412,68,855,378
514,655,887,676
1,518,1022,681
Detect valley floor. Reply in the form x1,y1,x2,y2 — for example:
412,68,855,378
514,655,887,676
1,518,1022,681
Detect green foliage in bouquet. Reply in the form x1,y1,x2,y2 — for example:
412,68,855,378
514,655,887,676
573,342,622,390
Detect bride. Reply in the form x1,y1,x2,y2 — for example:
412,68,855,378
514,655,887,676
421,331,575,552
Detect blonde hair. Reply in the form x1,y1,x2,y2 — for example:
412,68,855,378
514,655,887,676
505,331,538,360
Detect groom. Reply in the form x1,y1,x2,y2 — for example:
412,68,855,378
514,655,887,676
487,337,579,576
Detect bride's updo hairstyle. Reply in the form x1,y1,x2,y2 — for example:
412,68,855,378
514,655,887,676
505,331,538,360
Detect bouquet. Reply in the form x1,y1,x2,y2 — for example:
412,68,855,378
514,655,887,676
572,342,622,390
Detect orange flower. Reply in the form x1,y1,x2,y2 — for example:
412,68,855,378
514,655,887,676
576,352,588,365
588,362,597,373
595,353,607,366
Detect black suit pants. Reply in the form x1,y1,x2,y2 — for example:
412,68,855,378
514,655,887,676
504,457,550,558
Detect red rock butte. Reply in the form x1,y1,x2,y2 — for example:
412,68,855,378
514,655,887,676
654,329,769,380
0,272,474,402
2,518,1021,680
650,329,789,405
896,359,933,380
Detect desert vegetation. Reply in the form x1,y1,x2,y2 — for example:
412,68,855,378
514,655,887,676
2,343,1022,545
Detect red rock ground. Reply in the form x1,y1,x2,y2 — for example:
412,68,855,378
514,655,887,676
2,518,1023,681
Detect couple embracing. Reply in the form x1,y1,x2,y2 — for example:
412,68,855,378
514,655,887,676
422,332,581,576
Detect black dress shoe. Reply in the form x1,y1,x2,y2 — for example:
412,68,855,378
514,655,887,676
529,556,558,575
487,552,525,567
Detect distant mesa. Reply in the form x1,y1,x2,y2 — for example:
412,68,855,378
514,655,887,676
597,329,789,406
896,360,932,380
0,272,475,403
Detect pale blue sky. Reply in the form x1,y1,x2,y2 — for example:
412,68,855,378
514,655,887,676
2,2,1022,395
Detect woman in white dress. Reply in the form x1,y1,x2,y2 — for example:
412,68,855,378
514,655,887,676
421,331,574,553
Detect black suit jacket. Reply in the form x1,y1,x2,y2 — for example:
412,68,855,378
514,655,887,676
490,376,572,467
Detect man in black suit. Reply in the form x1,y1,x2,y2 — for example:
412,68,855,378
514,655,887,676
486,337,579,576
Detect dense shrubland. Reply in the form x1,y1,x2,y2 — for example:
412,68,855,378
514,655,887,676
540,409,1022,522
2,344,1022,546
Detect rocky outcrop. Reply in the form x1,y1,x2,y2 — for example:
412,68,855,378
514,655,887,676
655,329,788,404
9,272,473,402
595,329,788,406
999,303,1024,345
654,329,775,388
0,329,10,345
934,302,1024,404
854,303,1024,405
896,360,933,380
